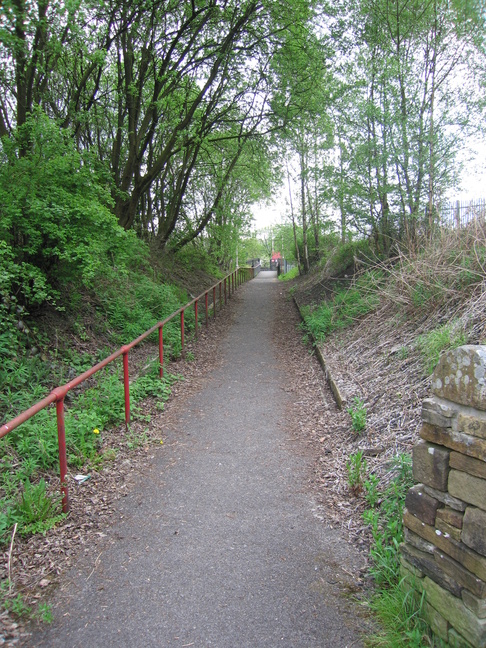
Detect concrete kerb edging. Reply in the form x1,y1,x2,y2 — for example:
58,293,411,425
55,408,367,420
292,295,348,411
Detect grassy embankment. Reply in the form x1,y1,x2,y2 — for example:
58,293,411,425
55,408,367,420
0,241,222,579
295,221,486,647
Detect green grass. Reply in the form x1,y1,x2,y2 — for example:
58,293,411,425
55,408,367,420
367,585,431,647
278,267,299,281
346,452,437,646
0,361,179,545
94,268,190,354
302,270,383,342
416,322,466,375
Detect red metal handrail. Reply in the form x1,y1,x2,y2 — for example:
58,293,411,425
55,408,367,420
0,266,255,512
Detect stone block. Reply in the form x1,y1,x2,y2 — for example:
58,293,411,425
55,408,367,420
434,549,486,598
401,542,462,596
400,556,425,602
448,628,476,648
424,600,449,642
450,452,486,480
432,345,486,411
436,518,462,543
400,552,425,580
422,396,457,428
463,590,486,619
456,411,486,440
420,424,486,463
403,510,486,582
412,441,450,491
404,527,435,554
423,576,486,647
405,484,441,525
463,507,486,557
423,484,467,511
436,506,464,529
449,471,486,512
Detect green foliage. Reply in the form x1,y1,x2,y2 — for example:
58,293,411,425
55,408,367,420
348,452,435,645
278,267,299,281
0,581,53,624
363,473,380,508
302,269,382,342
0,112,129,296
95,267,188,353
366,584,430,647
172,245,222,280
0,477,64,547
11,479,64,537
416,323,466,375
3,590,32,619
365,454,414,586
346,450,367,495
0,361,179,543
36,603,53,624
347,396,367,433
325,240,377,277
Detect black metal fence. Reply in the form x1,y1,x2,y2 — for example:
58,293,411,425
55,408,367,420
440,199,486,228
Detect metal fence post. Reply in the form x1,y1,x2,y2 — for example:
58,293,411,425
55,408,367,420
180,309,185,353
159,325,164,377
55,395,69,513
122,348,130,425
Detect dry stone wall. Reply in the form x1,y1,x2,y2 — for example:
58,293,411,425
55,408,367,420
401,345,486,648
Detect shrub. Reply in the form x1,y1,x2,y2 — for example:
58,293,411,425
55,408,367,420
0,111,128,297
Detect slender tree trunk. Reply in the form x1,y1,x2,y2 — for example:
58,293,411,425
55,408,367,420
299,149,310,273
286,161,302,274
427,0,438,238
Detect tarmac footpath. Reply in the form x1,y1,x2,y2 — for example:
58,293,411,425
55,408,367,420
27,271,366,648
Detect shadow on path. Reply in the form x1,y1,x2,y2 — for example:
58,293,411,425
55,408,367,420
27,276,366,647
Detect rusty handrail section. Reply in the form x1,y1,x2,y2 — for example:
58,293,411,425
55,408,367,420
0,266,255,512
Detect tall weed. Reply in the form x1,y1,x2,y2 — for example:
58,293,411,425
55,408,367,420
349,453,435,646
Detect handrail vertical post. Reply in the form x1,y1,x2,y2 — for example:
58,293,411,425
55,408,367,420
56,397,69,513
122,349,130,425
194,299,198,339
180,309,185,354
224,278,227,305
219,282,222,311
159,325,164,378
205,292,209,326
213,286,217,319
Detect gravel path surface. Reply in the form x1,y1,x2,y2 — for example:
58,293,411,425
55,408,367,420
26,272,367,648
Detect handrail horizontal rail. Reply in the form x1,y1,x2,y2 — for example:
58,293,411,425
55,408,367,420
0,266,255,512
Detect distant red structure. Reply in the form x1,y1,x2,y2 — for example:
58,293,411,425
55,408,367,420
270,252,281,270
